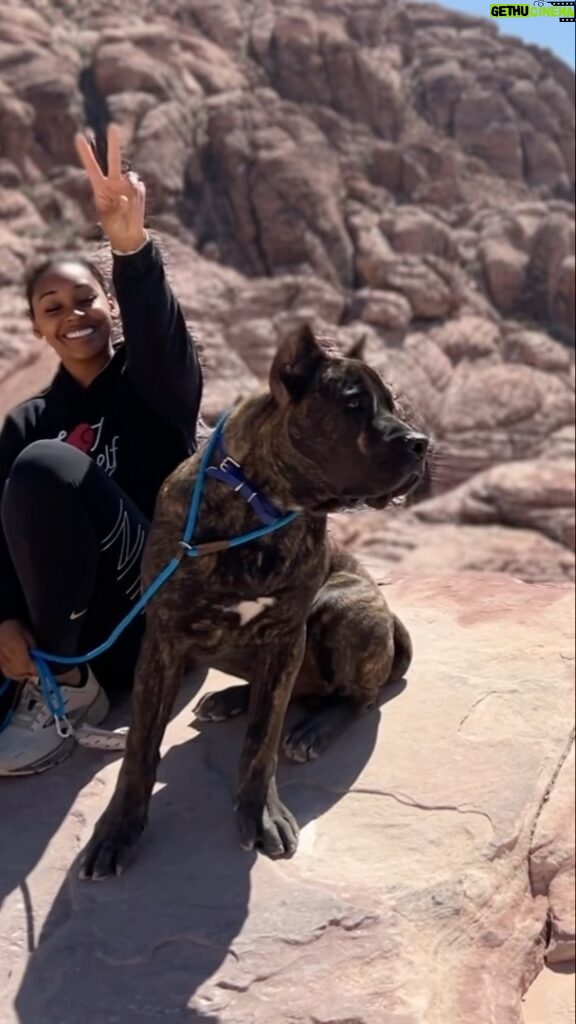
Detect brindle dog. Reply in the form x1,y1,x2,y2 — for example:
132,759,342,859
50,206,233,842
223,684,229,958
79,325,428,879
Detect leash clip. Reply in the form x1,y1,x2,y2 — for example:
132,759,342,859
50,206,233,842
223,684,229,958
55,714,74,739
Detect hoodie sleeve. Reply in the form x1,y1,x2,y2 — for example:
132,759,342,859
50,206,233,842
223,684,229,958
0,415,29,625
112,239,202,445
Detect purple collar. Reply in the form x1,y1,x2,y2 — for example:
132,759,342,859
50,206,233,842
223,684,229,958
205,441,289,526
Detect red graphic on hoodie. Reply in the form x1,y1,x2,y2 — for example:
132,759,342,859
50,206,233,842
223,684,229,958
64,422,95,454
58,417,120,475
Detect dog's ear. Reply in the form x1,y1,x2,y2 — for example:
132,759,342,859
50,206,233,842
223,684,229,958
270,323,325,406
344,333,367,362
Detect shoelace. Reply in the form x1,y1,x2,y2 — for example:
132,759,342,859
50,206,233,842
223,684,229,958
9,680,49,729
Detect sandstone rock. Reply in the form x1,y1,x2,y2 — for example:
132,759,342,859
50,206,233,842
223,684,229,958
0,81,34,171
414,459,575,551
502,328,573,374
1,575,573,1024
454,90,523,180
530,743,576,965
133,101,196,210
417,58,469,132
0,0,574,592
351,288,413,329
92,32,178,100
525,213,575,340
522,964,575,1024
551,255,576,341
360,254,458,319
435,361,575,483
481,239,528,316
389,206,456,259
522,130,568,191
0,189,44,234
331,513,575,584
428,315,501,363
369,141,403,192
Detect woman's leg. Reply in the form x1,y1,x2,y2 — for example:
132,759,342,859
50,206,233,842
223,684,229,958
0,439,150,773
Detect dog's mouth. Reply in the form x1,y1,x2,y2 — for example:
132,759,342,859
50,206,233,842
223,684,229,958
364,468,420,507
331,471,422,514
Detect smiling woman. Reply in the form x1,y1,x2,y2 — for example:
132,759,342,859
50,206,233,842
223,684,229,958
0,125,204,777
25,257,115,385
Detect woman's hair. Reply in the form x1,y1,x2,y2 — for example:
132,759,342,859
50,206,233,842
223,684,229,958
25,253,110,314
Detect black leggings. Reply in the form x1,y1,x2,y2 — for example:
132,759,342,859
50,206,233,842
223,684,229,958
1,440,150,696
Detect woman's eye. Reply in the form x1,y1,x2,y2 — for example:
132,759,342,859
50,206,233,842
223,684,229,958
80,295,96,305
44,306,62,314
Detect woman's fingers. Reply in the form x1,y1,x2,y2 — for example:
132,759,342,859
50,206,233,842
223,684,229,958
74,132,105,186
75,124,124,185
106,123,122,180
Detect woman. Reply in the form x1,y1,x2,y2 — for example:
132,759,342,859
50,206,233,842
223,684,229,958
0,126,202,775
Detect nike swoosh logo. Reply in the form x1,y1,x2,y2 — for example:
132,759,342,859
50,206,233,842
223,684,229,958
69,609,87,620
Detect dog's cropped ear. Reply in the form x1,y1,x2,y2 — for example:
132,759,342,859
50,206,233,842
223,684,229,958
270,323,325,407
344,333,367,362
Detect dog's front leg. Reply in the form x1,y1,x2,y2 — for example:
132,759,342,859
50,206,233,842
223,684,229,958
79,626,184,880
236,629,305,859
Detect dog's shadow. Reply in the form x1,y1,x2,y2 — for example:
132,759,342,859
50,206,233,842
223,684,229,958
12,675,406,1024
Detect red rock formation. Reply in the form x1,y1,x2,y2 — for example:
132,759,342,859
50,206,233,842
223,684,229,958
0,0,573,583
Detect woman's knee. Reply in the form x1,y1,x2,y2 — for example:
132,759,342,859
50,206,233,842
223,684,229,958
1,440,89,528
6,440,89,492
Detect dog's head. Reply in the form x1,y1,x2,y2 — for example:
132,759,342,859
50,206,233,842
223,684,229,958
269,324,428,512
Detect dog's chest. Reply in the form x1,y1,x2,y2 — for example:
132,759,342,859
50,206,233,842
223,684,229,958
225,596,277,626
160,519,327,651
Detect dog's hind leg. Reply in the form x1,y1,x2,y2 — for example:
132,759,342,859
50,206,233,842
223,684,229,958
79,624,187,880
283,559,411,764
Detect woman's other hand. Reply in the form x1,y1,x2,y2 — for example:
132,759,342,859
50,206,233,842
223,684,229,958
75,124,147,254
0,619,37,679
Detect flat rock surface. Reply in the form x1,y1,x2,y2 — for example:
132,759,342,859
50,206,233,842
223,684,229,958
1,573,574,1024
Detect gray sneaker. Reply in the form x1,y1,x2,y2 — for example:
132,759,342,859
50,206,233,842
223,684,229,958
0,667,109,776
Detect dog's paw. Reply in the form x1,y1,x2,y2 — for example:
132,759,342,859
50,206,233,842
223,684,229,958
236,792,299,859
282,720,327,763
78,816,144,881
194,685,249,723
283,702,360,763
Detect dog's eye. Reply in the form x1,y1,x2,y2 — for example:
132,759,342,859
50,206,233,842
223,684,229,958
343,390,366,412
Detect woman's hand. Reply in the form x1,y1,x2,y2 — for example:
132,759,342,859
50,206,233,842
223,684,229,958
74,123,147,254
0,619,37,680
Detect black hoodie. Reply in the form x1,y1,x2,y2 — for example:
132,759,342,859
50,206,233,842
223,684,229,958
0,239,202,623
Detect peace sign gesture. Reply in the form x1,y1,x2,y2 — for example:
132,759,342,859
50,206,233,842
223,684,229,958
74,124,148,254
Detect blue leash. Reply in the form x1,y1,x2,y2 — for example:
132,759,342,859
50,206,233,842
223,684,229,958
9,411,298,738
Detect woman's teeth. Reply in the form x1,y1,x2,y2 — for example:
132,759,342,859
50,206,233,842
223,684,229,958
63,328,95,340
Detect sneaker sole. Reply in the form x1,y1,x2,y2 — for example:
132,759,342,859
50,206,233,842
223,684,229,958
0,685,110,777
69,684,110,730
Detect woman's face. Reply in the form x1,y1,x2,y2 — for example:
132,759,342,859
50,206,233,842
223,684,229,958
30,260,115,373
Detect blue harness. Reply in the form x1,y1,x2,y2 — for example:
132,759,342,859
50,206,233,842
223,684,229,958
6,412,299,737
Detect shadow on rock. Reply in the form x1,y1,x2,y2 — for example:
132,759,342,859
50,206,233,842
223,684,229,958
12,676,406,1023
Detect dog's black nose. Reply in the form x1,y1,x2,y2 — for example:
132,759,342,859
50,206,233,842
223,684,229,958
403,432,428,460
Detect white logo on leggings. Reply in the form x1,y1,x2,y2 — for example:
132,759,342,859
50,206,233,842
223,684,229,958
100,501,145,600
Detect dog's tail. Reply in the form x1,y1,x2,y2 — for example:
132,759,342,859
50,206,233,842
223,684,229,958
390,614,413,683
